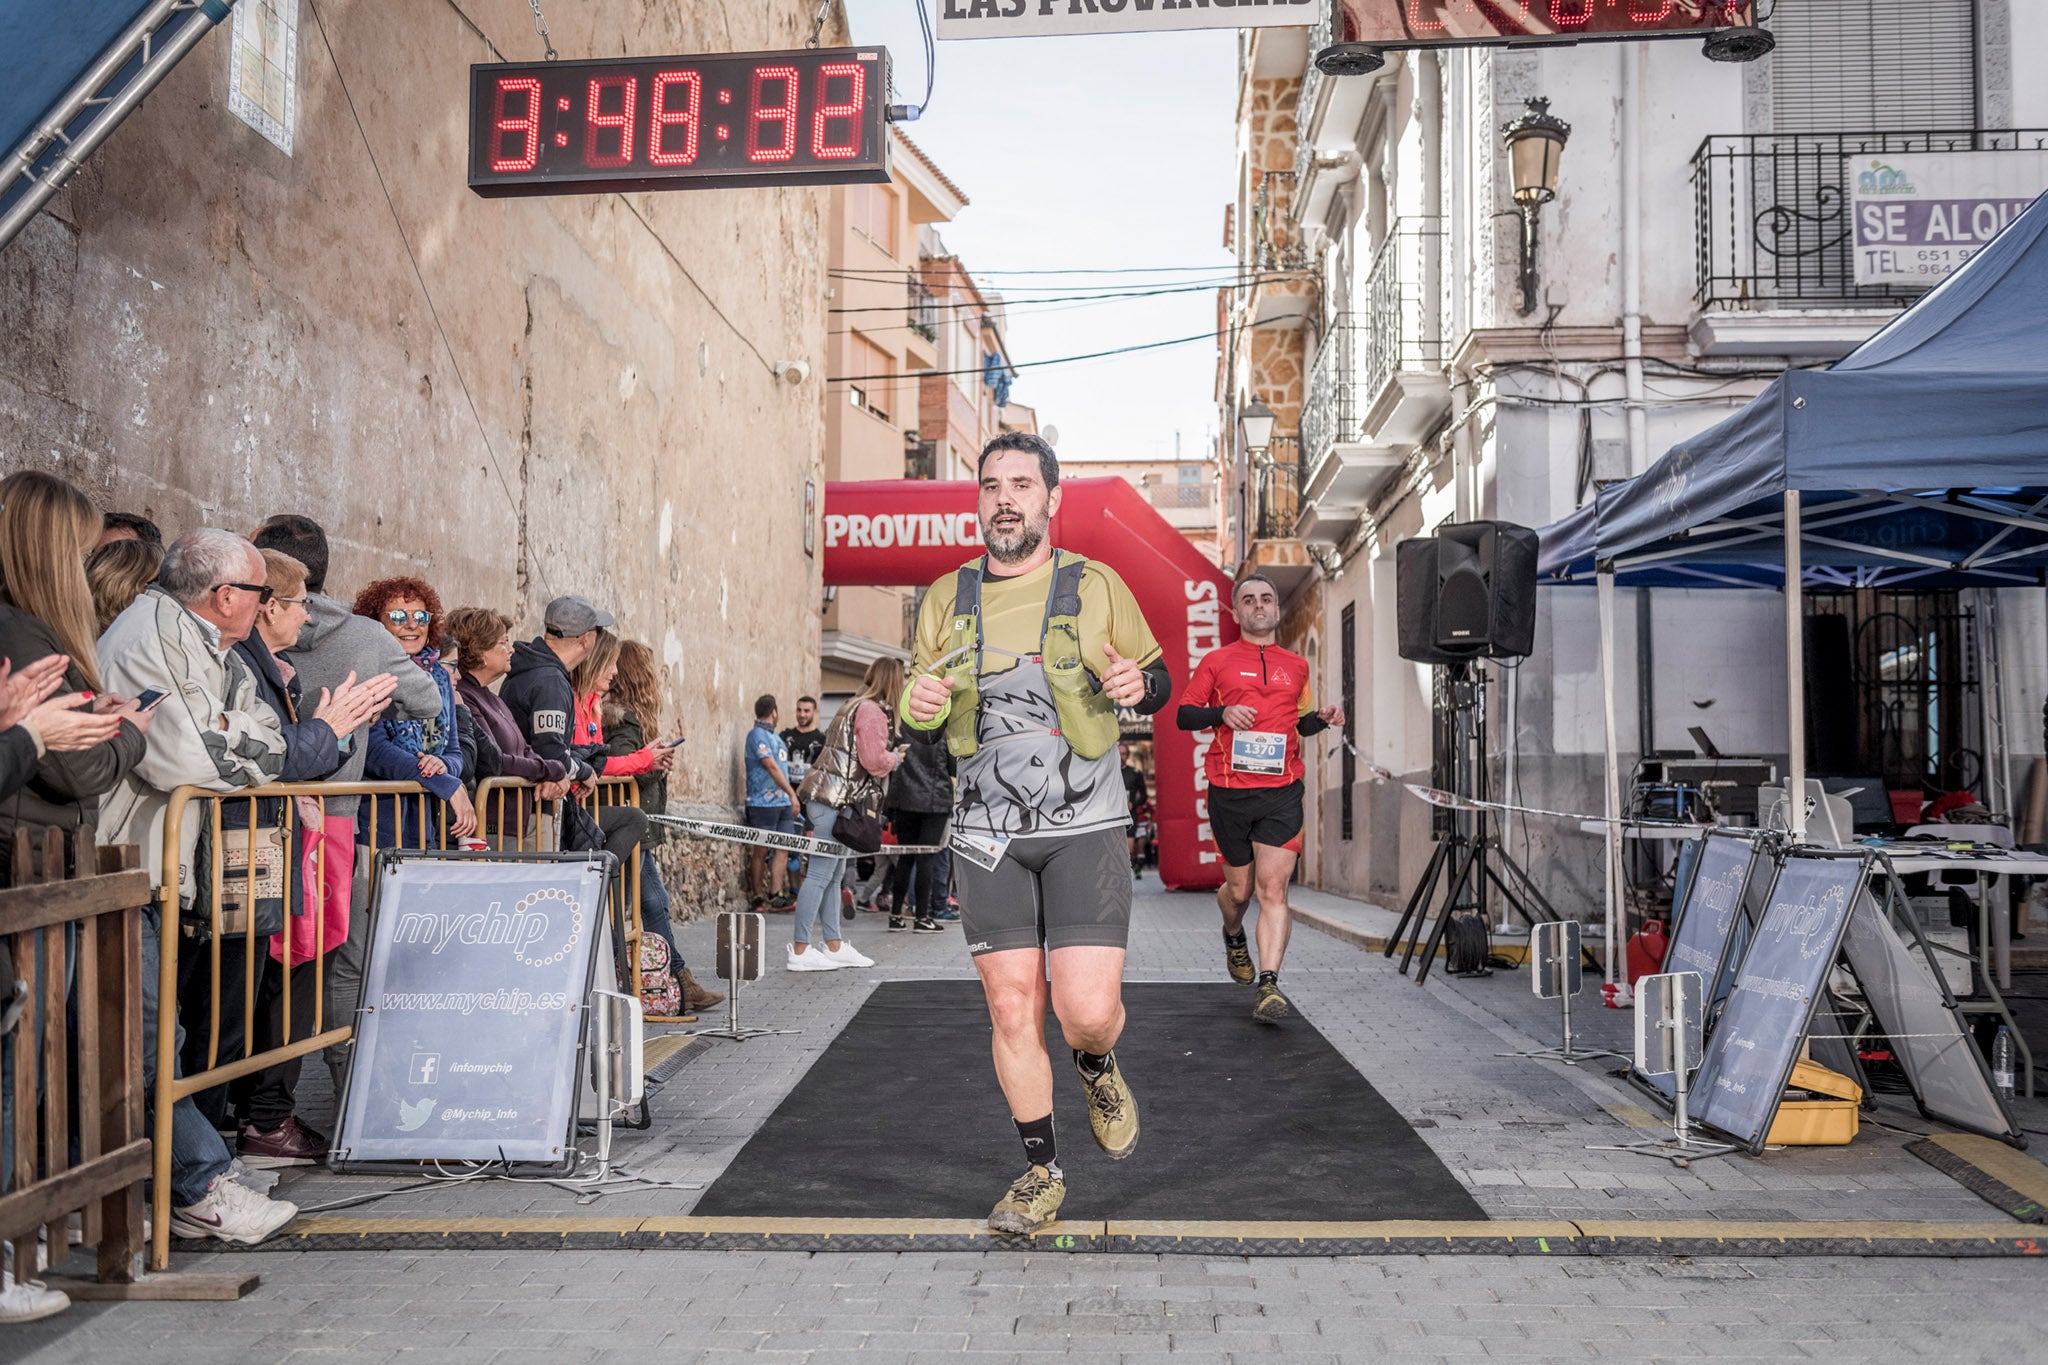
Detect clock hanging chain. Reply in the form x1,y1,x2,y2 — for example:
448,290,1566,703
805,0,832,49
527,0,557,61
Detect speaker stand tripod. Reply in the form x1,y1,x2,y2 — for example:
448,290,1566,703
1384,664,1588,985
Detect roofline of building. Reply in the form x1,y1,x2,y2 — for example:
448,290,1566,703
891,128,969,217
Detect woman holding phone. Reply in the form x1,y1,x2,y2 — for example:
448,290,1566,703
0,470,151,882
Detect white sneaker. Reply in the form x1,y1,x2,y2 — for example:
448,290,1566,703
171,1172,299,1245
824,942,874,968
0,1264,68,1324
786,943,844,972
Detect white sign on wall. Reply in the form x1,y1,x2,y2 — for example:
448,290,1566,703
225,0,299,156
936,0,1317,41
1850,150,2048,287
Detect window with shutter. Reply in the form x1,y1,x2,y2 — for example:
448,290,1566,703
1770,0,1978,133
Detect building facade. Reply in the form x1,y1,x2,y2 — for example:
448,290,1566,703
1065,458,1224,567
820,131,969,697
1221,2,2048,910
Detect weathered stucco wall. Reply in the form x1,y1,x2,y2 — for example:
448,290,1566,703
0,1,835,888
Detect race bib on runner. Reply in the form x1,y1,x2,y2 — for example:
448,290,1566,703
1230,730,1288,776
950,828,1011,872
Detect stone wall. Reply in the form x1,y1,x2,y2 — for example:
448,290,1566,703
0,2,839,910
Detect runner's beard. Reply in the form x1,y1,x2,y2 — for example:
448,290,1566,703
983,509,1048,565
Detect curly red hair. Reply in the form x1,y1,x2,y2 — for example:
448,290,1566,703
353,575,446,653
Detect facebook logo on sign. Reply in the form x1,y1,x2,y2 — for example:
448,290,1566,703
409,1053,440,1085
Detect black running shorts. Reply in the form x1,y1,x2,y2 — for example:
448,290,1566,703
955,826,1132,957
1209,780,1305,868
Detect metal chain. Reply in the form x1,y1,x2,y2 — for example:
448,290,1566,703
527,0,557,60
805,0,833,49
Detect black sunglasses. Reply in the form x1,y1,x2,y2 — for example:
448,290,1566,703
218,581,274,604
385,609,432,626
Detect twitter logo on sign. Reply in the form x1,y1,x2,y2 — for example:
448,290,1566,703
397,1097,436,1132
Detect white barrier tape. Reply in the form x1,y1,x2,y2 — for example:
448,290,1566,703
649,813,950,859
1402,783,1700,830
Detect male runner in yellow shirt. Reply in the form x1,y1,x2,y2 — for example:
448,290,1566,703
901,433,1170,1234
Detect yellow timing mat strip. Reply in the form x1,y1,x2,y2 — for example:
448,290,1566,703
201,1214,2048,1258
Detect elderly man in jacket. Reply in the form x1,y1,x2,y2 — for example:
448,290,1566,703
248,515,444,1092
98,528,300,1246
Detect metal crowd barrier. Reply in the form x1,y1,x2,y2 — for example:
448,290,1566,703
0,832,153,1293
146,771,660,1267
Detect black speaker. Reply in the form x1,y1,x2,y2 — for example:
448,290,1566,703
1397,537,1468,665
1397,521,1539,664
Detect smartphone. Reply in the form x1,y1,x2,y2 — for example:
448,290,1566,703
133,686,170,712
664,734,687,748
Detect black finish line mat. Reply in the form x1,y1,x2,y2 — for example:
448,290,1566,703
691,979,1485,1224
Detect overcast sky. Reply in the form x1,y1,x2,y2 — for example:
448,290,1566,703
842,2,1238,465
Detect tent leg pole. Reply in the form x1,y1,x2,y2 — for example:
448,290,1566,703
1784,491,1806,842
1598,565,1623,985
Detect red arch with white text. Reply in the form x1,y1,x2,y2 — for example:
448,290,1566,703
823,478,1238,891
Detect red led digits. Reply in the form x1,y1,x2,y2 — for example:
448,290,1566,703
584,75,638,169
1549,0,1594,26
1407,0,1445,32
748,65,799,163
490,76,541,173
649,70,702,166
810,63,865,160
1624,0,1677,20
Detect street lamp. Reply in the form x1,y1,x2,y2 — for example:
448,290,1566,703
1501,97,1571,317
1238,397,1277,458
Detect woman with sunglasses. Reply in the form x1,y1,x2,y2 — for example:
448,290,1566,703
353,577,475,848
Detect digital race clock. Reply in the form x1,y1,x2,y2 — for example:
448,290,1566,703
468,47,891,198
1334,0,1755,47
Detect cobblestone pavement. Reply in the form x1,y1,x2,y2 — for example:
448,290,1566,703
14,1248,2045,1362
12,875,2046,1361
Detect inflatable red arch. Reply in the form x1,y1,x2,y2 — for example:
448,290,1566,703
823,478,1239,891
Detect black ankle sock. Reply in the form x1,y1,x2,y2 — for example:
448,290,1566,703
1224,929,1247,946
1257,970,1278,987
1073,1047,1113,1081
1014,1113,1059,1174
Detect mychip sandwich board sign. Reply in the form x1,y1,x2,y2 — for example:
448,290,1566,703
1636,829,1767,1104
1691,848,1864,1153
936,0,1317,41
333,851,611,1172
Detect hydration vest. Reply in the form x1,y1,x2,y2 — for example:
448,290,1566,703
938,550,1122,762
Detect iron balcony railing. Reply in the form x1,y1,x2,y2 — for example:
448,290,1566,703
1254,169,1306,272
1293,1,1333,188
1300,319,1353,478
1254,436,1303,543
1692,128,2048,310
1361,219,1443,403
1300,219,1444,471
908,275,939,341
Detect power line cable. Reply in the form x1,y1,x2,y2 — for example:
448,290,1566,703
830,263,1242,277
830,276,1289,316
828,328,1216,384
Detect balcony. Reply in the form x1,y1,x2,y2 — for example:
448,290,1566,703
1244,437,1315,596
1690,128,2047,355
1356,219,1448,445
1297,321,1399,539
907,277,939,343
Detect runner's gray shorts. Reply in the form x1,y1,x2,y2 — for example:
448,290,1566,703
955,826,1132,957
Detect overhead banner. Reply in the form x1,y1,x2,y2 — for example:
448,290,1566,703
1851,150,2048,287
936,0,1317,40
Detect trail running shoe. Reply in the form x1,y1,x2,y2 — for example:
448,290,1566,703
1223,935,1256,985
1076,1052,1139,1160
1253,976,1292,1023
987,1163,1066,1234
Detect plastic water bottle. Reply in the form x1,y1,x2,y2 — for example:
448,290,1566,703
1992,1025,2016,1101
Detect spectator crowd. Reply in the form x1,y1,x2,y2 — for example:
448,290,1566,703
0,472,729,1321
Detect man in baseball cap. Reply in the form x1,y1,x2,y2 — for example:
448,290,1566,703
543,594,615,639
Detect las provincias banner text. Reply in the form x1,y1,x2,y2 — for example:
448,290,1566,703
937,0,1315,40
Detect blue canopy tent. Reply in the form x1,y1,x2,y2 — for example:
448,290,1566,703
1535,189,2048,962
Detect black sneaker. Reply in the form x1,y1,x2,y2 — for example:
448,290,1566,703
912,917,945,933
888,915,911,932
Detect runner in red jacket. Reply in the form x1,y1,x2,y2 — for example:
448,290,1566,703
1176,574,1343,1023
